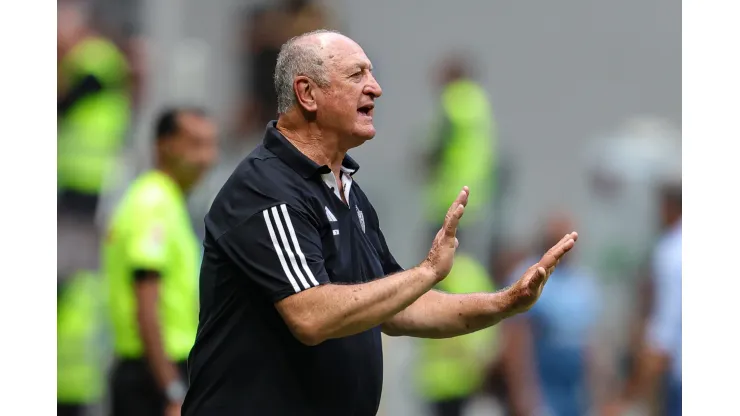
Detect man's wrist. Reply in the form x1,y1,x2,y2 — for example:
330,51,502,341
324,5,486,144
492,286,515,315
165,379,187,403
415,262,441,284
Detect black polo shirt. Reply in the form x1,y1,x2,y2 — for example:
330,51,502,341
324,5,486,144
182,122,404,416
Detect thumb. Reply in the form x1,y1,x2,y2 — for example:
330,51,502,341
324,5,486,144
530,267,547,288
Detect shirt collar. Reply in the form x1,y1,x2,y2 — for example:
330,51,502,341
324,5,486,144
262,121,360,179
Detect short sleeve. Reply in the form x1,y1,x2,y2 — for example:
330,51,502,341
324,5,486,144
218,203,331,302
126,209,170,271
377,227,404,275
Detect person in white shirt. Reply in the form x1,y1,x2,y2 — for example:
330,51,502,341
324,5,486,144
605,181,682,416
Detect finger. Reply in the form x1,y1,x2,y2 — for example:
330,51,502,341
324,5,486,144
538,234,576,269
443,204,465,238
443,188,469,237
444,187,470,219
551,234,576,257
457,186,470,207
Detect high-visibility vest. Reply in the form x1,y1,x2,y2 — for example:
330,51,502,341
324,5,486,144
425,79,497,226
57,270,105,404
57,36,131,196
415,254,499,401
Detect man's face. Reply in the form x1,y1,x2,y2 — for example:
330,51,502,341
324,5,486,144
315,37,382,147
165,113,219,191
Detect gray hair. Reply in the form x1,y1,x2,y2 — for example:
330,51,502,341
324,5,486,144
274,29,341,114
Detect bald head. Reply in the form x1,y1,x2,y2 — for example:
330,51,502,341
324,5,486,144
274,29,347,114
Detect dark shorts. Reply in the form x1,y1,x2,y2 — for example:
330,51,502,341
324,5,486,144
665,378,682,416
110,359,188,416
57,403,86,416
430,397,468,416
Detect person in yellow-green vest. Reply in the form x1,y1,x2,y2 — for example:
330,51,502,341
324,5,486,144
58,0,131,215
57,271,106,416
415,252,500,416
104,108,218,416
421,55,497,243
57,1,132,303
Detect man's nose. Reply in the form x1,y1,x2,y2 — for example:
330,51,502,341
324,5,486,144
365,74,382,98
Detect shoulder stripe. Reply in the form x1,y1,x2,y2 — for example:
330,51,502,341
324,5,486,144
280,204,320,287
262,209,300,293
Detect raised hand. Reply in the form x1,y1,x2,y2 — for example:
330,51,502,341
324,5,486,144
507,231,579,314
422,186,469,281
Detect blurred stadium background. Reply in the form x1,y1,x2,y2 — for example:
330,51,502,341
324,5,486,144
57,0,681,415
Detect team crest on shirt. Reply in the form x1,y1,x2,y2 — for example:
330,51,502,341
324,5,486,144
355,205,365,233
143,224,166,257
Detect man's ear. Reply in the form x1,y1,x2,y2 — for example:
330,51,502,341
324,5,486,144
293,76,318,112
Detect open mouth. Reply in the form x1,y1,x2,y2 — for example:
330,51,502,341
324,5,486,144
357,103,374,117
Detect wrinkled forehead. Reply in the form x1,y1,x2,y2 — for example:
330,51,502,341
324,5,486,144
320,35,373,73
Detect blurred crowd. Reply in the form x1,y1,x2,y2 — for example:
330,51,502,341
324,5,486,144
57,1,681,415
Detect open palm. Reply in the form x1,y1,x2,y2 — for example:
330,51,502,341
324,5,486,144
508,231,579,314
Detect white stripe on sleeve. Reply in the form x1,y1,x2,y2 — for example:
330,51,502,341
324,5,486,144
270,205,311,290
262,209,300,293
280,204,320,287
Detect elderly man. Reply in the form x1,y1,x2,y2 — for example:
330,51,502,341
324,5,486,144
182,30,578,416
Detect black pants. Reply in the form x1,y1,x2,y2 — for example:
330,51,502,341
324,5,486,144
110,359,188,416
430,397,468,416
57,403,85,416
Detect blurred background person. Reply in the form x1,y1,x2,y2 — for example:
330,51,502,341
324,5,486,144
104,108,218,416
57,2,132,415
604,179,682,416
501,214,605,416
482,239,529,415
411,54,505,408
418,53,497,249
57,0,132,220
414,250,501,416
236,0,333,137
579,117,682,415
